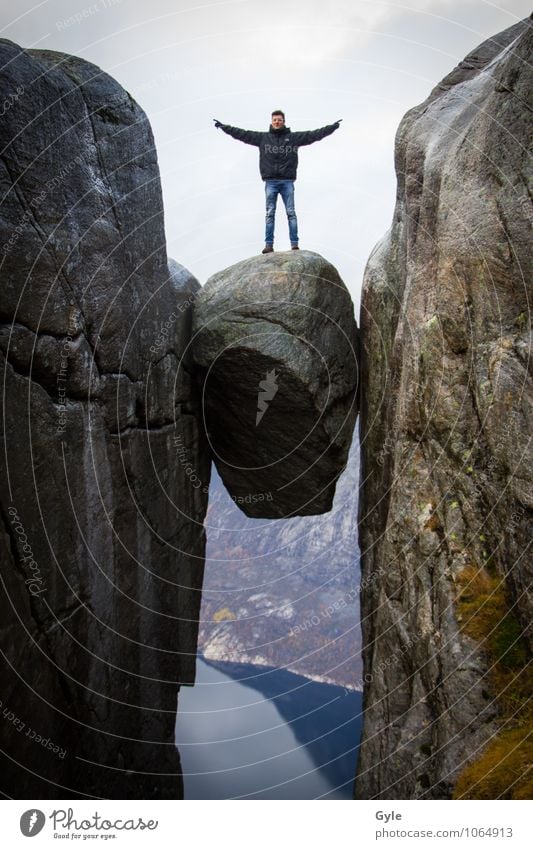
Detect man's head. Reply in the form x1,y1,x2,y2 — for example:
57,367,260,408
271,110,285,128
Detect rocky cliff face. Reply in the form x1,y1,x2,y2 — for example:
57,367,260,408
356,19,532,799
0,40,210,798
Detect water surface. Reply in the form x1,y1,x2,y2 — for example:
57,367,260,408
175,658,362,799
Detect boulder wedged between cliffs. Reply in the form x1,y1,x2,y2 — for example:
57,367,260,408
192,250,359,518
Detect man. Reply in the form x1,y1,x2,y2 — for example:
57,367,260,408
213,110,342,254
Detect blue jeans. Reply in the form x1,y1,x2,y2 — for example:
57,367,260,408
264,179,298,246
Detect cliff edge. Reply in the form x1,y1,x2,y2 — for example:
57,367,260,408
0,40,210,798
356,18,532,799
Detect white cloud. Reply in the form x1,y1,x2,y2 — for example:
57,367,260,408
1,0,530,299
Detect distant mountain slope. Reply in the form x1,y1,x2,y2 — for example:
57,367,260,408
198,431,362,689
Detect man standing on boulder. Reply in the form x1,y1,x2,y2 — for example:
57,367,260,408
213,110,341,254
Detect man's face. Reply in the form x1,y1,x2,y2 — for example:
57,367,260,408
271,114,285,128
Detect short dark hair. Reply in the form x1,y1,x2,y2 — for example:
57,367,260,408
271,109,285,119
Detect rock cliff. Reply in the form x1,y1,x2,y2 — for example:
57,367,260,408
192,251,359,518
356,19,532,799
0,40,210,798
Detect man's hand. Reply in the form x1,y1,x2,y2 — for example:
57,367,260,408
213,118,222,128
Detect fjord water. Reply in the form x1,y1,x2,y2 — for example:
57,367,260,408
175,658,362,799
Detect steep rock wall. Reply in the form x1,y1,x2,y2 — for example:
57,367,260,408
0,40,210,798
356,19,532,799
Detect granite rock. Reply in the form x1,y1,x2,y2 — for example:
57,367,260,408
355,19,532,799
0,40,210,799
192,250,359,518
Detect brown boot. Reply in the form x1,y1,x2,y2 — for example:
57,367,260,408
291,245,300,250
262,245,274,254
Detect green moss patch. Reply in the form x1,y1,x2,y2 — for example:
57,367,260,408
453,565,532,799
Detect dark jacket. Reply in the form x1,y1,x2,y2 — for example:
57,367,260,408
217,121,340,181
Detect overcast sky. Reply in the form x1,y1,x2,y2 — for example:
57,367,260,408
1,0,529,307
